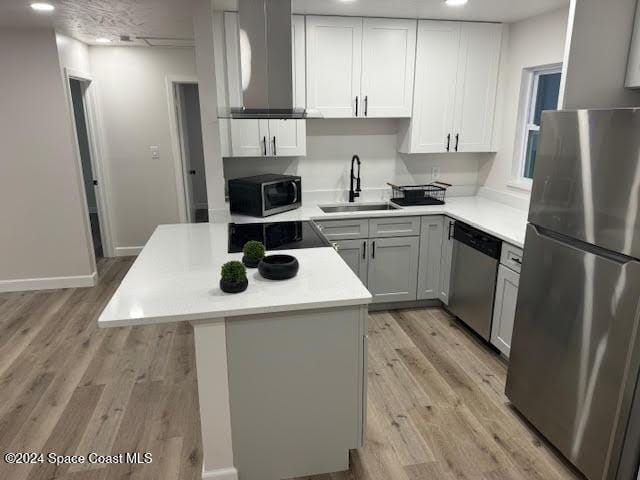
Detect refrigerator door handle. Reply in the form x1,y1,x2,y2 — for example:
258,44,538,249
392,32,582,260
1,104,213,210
532,224,637,265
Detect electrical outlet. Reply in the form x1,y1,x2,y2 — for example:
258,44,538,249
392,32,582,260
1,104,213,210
150,145,160,160
431,166,441,181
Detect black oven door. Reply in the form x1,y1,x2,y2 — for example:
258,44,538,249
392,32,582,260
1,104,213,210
262,179,301,215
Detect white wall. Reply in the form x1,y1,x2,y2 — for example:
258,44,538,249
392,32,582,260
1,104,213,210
479,7,569,200
89,46,197,252
561,0,640,108
0,27,94,287
223,119,482,202
56,33,91,74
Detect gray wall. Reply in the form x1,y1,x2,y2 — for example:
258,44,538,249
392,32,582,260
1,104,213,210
562,0,640,108
0,27,93,281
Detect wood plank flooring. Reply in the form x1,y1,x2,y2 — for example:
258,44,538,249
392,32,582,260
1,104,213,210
0,257,581,480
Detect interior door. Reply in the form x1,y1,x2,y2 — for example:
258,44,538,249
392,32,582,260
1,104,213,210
306,16,362,117
367,237,419,303
360,18,417,118
506,224,640,480
410,20,460,153
267,120,306,157
452,22,502,152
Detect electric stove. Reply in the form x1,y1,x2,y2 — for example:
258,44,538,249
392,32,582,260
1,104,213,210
228,221,330,253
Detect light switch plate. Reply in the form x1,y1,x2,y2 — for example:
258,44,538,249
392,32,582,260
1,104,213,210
150,145,160,159
431,166,441,181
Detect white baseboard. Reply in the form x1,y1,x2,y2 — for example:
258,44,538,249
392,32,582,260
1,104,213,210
0,271,97,293
477,186,530,211
114,246,144,257
202,466,238,480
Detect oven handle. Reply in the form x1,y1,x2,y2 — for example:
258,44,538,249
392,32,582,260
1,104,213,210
291,181,298,204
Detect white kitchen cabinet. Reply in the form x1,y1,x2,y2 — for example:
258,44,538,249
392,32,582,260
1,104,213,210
438,217,455,304
491,264,520,358
306,16,416,118
398,21,502,153
229,119,265,157
306,16,363,118
453,22,503,152
335,239,368,284
398,21,460,153
361,18,417,117
367,237,419,303
417,216,444,300
267,119,306,157
225,13,306,157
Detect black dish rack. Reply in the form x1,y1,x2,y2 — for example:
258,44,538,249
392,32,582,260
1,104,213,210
388,181,451,206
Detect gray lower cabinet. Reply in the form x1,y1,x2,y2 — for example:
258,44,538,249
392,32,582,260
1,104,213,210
334,239,368,284
367,236,419,303
417,216,444,300
438,217,455,304
490,264,520,357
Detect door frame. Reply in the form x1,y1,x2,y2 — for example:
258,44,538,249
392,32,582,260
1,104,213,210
166,75,199,223
64,67,115,265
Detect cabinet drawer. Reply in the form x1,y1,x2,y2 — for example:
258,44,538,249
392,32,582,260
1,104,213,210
315,219,369,240
369,216,420,238
500,243,523,273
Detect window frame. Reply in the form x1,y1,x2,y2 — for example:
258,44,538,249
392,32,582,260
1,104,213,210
510,64,562,191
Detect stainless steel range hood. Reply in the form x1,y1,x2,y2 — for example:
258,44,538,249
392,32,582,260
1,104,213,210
219,0,317,119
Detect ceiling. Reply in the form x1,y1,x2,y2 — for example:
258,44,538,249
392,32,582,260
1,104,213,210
0,0,569,46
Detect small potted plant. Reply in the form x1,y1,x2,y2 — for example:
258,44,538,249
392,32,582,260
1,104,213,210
242,240,266,268
220,261,248,294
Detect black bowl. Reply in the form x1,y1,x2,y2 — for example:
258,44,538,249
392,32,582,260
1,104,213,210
258,255,299,280
220,278,248,293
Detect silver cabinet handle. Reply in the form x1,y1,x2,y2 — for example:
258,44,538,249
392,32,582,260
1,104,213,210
291,181,298,204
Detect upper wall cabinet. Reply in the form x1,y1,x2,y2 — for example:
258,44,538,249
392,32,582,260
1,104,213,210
224,13,306,158
306,16,417,118
398,21,503,153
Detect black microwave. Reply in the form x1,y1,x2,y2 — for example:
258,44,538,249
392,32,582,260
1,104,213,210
228,174,302,217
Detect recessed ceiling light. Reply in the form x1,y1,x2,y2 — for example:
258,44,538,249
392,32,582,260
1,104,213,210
95,37,112,44
30,2,55,12
445,0,468,6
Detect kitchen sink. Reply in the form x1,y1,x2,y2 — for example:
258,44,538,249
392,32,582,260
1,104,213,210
319,203,400,213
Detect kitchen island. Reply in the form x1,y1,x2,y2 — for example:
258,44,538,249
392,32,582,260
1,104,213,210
98,223,372,480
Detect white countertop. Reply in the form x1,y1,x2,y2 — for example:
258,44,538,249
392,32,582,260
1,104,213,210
230,196,529,248
98,223,372,328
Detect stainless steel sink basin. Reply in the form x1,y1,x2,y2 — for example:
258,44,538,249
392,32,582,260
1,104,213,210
319,203,400,213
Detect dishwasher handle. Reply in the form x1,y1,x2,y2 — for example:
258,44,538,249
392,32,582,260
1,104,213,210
453,221,502,259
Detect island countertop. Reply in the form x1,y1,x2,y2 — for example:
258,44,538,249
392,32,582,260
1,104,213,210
98,223,372,328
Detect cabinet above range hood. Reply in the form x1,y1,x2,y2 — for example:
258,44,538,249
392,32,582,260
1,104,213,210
218,0,320,119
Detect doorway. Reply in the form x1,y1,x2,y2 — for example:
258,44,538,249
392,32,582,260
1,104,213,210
69,78,104,258
174,82,209,223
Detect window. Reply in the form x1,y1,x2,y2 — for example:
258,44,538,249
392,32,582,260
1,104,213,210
519,66,562,181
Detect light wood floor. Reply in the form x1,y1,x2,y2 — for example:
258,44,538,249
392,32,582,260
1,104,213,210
0,257,581,480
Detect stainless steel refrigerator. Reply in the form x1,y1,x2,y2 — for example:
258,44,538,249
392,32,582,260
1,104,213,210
506,109,640,480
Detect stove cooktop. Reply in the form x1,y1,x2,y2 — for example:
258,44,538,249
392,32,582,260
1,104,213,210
228,221,331,253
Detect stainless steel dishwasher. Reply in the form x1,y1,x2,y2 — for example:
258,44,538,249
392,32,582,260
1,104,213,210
448,222,502,341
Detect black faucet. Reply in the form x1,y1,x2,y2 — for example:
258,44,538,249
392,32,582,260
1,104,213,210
349,155,361,202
